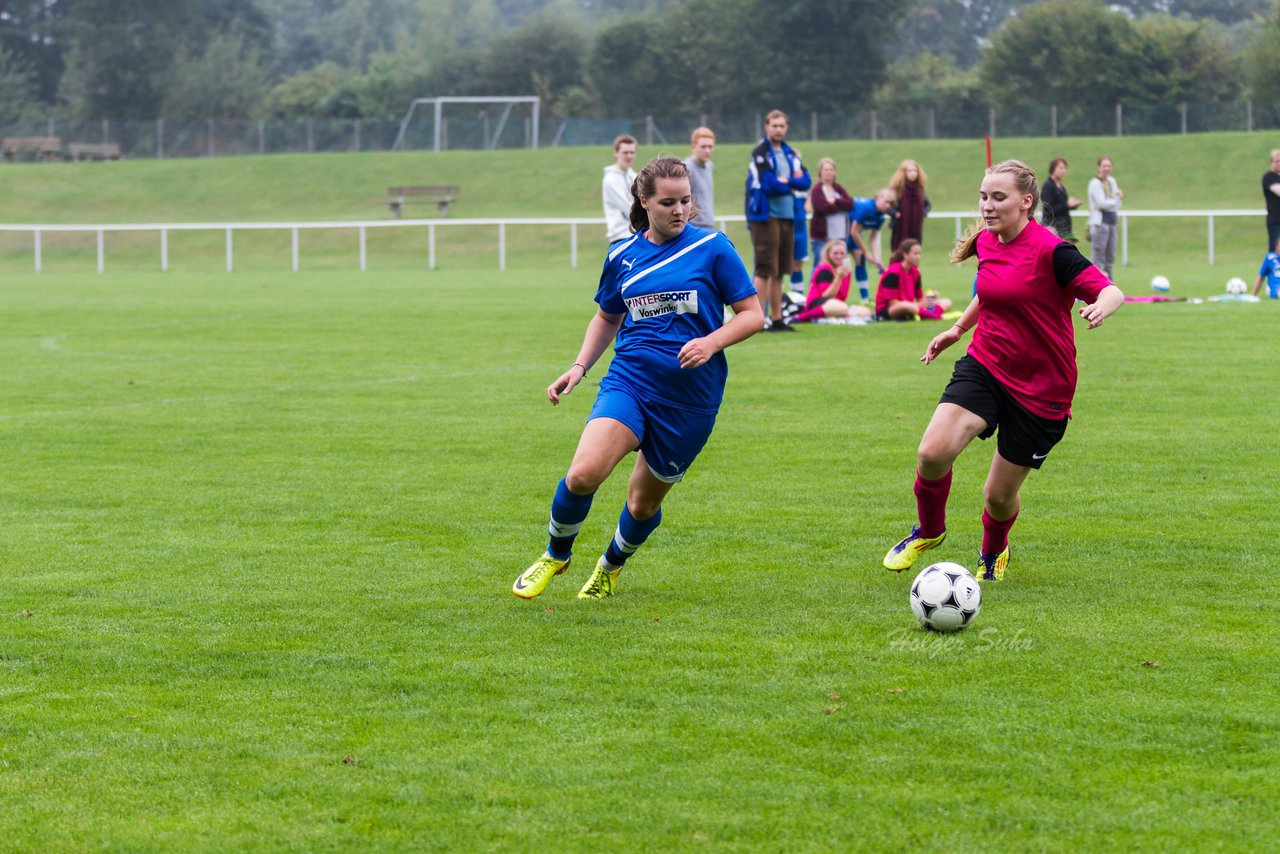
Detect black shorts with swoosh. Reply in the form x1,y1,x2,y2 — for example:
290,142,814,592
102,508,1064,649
939,355,1069,469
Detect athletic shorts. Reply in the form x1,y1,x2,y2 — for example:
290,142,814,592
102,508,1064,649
939,355,1068,470
749,218,795,280
1268,281,1280,299
588,376,718,483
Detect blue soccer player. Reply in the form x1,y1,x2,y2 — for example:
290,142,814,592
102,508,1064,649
848,188,897,303
1253,236,1280,299
513,157,764,600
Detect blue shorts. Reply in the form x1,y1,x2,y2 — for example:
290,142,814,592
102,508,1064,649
588,376,717,483
1268,281,1280,299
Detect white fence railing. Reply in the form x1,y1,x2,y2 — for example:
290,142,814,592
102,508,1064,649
0,209,1263,273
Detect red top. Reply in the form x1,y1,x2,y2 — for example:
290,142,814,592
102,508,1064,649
874,261,922,316
968,220,1110,418
806,261,851,305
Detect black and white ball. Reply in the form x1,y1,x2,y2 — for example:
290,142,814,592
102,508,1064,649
910,561,982,632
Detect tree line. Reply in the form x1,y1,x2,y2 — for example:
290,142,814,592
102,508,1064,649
1,0,1279,125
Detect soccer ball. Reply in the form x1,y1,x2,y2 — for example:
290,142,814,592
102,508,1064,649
910,561,982,632
1226,277,1247,295
1150,275,1170,293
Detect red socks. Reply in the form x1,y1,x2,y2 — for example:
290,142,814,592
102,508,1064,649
982,508,1018,555
913,469,951,538
794,305,826,323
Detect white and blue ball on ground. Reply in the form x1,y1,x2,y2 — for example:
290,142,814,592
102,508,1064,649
1226,277,1247,295
1150,275,1171,293
910,561,982,632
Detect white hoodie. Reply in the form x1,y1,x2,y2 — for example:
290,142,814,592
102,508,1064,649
602,164,637,242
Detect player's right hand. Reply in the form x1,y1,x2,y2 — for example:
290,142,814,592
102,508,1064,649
921,328,961,365
547,368,583,405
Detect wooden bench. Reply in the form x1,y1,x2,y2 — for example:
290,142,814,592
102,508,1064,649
67,142,122,162
385,185,459,218
3,136,62,162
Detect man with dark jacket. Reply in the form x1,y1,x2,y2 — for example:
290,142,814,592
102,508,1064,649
745,110,811,331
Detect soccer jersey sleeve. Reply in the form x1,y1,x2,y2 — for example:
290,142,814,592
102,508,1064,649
1053,242,1109,302
1261,255,1271,277
593,254,626,314
711,235,756,304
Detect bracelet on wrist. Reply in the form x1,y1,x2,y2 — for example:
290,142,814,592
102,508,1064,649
572,362,588,376
953,323,970,334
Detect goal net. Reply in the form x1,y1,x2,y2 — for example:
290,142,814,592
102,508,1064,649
393,97,541,152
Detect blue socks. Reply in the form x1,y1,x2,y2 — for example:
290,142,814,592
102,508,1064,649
603,505,662,569
547,478,594,560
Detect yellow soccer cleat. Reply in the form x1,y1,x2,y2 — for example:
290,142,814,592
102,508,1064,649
883,525,947,572
974,546,1010,582
512,553,570,599
578,558,622,600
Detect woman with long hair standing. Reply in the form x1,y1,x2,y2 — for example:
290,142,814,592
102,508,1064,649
513,157,763,600
888,159,929,250
882,160,1124,582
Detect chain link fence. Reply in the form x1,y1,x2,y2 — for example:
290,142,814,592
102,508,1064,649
4,101,1280,159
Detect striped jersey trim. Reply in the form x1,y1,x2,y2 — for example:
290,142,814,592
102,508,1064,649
619,232,720,293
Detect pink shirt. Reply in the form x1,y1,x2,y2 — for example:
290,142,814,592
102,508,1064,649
969,220,1110,418
806,261,851,305
874,261,922,316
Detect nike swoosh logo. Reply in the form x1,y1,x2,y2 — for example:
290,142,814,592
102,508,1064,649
514,575,531,590
1032,452,1048,460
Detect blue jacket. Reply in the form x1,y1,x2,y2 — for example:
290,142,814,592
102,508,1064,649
744,138,811,223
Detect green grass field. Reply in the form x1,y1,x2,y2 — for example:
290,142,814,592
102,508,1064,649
1,137,1278,849
1,261,1276,850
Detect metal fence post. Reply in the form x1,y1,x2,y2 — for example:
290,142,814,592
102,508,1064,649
1121,215,1128,267
928,108,936,140
499,223,506,271
645,115,653,146
1116,103,1122,136
359,225,366,271
1208,214,1214,267
570,222,578,270
207,118,215,157
811,111,817,142
258,120,265,155
97,229,104,273
871,110,878,141
988,107,996,139
1180,103,1188,134
291,227,299,272
33,230,40,273
157,119,164,158
161,228,168,272
1051,105,1057,138
102,117,109,145
428,223,436,270
225,227,233,273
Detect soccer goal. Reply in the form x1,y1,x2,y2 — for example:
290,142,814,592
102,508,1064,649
392,96,541,153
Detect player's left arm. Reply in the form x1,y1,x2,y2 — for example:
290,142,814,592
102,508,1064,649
1079,284,1124,329
678,296,763,369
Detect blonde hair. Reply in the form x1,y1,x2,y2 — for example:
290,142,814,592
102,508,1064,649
816,157,837,179
875,187,898,203
690,126,715,145
820,238,848,269
889,160,927,194
950,159,1040,264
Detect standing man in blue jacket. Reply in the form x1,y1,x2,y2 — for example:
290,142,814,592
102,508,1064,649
746,110,811,332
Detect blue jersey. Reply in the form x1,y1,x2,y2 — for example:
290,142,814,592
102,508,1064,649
852,198,886,232
595,225,756,412
1259,252,1280,286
